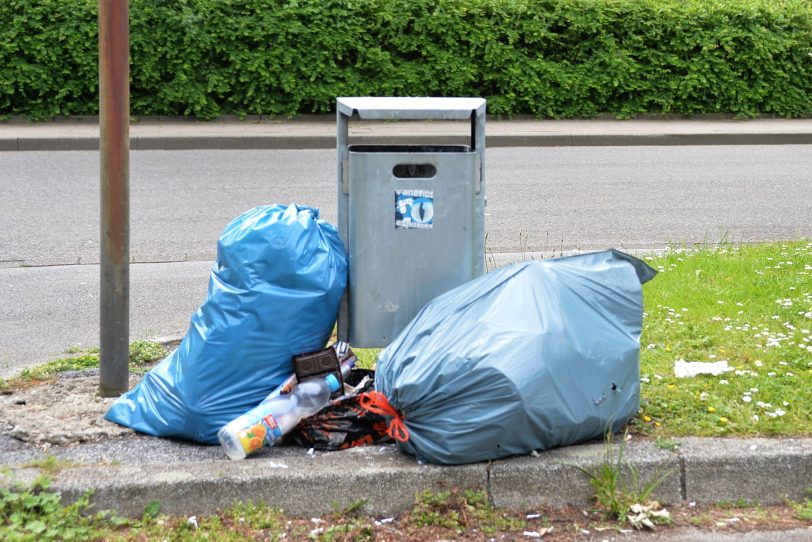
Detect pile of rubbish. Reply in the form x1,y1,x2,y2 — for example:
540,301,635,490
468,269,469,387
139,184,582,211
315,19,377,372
106,203,656,465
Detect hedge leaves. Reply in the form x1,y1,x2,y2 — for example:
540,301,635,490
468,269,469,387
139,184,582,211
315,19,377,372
1,0,810,119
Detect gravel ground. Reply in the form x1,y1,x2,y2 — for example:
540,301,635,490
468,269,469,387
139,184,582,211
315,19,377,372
0,369,138,446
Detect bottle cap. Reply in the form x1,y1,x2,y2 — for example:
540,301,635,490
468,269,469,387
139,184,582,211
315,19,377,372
325,373,341,392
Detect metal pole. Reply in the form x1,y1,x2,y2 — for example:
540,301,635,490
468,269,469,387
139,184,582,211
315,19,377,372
99,0,130,397
336,108,350,343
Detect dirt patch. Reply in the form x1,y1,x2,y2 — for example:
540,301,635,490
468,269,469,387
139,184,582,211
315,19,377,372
157,500,811,541
0,369,139,445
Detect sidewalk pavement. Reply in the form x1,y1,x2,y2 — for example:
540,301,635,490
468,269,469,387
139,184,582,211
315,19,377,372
1,116,812,151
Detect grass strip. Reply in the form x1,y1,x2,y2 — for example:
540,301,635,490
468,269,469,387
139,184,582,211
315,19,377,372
635,240,811,436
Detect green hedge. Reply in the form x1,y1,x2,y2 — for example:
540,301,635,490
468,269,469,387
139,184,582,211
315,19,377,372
1,0,811,119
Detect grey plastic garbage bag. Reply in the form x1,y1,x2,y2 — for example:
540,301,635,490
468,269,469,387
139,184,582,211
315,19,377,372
375,249,655,465
105,204,347,444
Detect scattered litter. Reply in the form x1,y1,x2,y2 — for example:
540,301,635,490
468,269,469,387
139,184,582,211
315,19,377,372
627,502,671,530
581,529,591,535
288,368,391,451
219,349,350,460
519,527,553,537
311,518,323,524
531,450,540,457
187,516,198,530
674,359,733,378
268,462,288,469
307,448,315,458
310,527,323,536
526,513,541,519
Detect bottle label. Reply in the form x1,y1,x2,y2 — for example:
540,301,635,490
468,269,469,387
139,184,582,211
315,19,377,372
235,414,283,455
262,414,283,443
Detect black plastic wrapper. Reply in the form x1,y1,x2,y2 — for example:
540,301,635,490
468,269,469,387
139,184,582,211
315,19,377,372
287,369,393,450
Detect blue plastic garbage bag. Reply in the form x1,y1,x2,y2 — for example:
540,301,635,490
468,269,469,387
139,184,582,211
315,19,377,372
375,250,655,465
105,204,347,444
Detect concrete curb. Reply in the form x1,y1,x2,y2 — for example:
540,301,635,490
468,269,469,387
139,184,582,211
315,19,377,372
3,437,811,517
2,132,812,151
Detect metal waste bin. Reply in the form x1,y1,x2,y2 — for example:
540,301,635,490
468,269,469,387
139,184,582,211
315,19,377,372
337,97,486,347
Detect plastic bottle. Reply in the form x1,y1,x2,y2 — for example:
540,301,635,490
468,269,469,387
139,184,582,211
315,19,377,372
218,373,341,460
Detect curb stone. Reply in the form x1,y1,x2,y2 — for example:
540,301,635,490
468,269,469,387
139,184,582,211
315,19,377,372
3,437,811,517
3,117,812,151
490,440,682,509
680,437,812,505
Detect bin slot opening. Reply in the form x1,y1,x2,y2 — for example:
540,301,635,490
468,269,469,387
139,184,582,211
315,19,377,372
393,164,436,179
349,144,471,154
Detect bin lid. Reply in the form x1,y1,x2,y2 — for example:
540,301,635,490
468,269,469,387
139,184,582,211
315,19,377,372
337,97,486,120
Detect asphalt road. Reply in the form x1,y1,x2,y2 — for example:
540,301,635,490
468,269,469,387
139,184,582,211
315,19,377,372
2,146,812,266
1,146,811,374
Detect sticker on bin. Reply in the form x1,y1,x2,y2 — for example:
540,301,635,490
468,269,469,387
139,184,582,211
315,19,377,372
395,190,434,229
